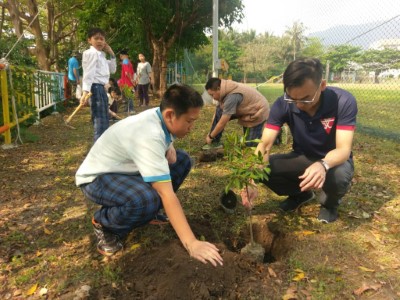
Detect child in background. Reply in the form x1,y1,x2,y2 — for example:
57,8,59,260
108,86,122,120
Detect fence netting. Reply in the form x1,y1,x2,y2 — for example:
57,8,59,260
176,2,400,142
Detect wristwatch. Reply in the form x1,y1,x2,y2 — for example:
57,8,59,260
320,159,330,172
208,133,215,140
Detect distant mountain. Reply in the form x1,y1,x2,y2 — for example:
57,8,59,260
308,17,400,49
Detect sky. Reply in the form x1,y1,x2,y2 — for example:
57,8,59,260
232,0,399,36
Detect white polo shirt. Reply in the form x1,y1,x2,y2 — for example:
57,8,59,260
82,46,117,92
75,108,174,186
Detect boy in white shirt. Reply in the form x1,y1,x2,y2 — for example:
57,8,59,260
80,28,117,142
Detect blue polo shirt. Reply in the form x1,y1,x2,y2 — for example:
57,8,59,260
266,87,357,158
68,56,79,81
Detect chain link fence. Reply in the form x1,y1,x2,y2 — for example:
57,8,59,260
177,2,400,142
309,2,400,141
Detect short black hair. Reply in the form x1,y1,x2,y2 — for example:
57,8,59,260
160,84,204,117
87,28,106,39
205,78,221,91
119,49,128,55
108,86,121,95
283,58,323,90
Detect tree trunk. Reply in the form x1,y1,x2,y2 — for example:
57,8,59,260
2,0,24,37
151,41,161,96
159,46,169,97
0,7,5,39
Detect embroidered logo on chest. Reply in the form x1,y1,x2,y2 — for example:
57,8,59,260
320,117,335,134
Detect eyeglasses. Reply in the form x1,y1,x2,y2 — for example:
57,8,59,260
283,82,322,104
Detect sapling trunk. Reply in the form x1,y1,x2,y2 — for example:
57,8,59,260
246,185,255,246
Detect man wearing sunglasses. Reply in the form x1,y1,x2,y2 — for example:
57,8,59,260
241,58,357,223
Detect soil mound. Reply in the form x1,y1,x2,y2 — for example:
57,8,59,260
96,241,280,300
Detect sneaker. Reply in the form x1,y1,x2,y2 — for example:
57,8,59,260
279,191,315,212
202,142,223,150
92,218,124,256
318,206,338,223
149,213,169,225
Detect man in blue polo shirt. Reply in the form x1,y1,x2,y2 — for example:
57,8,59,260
76,84,223,266
240,58,357,223
67,50,80,98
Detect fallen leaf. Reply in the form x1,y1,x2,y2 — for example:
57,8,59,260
300,289,311,297
130,243,141,251
26,283,38,296
282,293,297,300
292,272,305,282
44,227,53,235
294,269,304,273
369,230,382,242
353,283,382,296
362,211,371,219
268,267,277,278
358,266,375,272
294,230,315,237
39,287,48,296
283,285,298,300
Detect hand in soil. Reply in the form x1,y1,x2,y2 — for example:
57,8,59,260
188,240,224,267
240,185,258,209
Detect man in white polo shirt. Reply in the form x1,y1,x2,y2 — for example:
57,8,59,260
76,84,223,267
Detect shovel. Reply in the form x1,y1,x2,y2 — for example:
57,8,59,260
63,92,92,128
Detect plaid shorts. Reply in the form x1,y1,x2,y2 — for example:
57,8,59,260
81,149,191,238
243,121,265,147
90,83,109,142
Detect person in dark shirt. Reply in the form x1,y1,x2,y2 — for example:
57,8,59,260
240,58,357,223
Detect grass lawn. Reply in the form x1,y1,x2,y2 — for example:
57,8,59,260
0,92,399,299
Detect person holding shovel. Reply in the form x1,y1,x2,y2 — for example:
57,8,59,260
76,84,223,266
80,28,117,142
203,78,269,150
240,58,357,223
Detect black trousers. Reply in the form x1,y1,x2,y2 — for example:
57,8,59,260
262,152,354,209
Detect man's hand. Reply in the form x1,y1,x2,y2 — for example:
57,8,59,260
240,184,258,209
165,144,177,164
80,91,90,106
205,134,213,145
255,144,270,163
187,240,223,267
299,161,326,191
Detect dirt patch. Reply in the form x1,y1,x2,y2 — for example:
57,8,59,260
90,214,288,300
95,241,286,299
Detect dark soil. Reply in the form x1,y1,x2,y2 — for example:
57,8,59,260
0,104,288,300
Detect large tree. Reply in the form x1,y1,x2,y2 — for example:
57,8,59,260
0,0,83,70
80,0,244,95
323,44,362,73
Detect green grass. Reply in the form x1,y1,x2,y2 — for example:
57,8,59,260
257,83,400,141
1,96,399,299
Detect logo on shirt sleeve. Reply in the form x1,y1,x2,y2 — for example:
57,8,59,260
320,117,335,134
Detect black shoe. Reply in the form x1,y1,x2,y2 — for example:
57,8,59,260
279,191,315,212
92,218,123,256
317,206,338,223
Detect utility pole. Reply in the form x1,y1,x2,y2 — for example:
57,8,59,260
212,0,219,78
